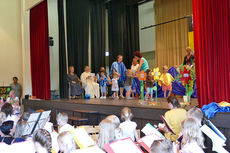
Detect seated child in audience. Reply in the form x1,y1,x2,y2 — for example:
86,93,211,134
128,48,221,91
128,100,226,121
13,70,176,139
57,131,78,153
106,115,121,140
158,96,187,142
56,112,74,134
19,112,30,122
99,71,108,99
125,69,133,100
180,118,205,153
145,68,154,101
150,139,174,153
97,119,116,149
119,107,138,141
1,103,19,126
33,129,52,153
187,107,203,126
6,90,20,115
159,66,174,98
131,58,139,97
0,121,14,144
111,73,119,99
13,121,26,143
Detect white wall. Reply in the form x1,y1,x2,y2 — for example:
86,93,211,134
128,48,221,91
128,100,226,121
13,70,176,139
0,0,22,86
139,1,155,53
25,0,44,10
47,0,60,93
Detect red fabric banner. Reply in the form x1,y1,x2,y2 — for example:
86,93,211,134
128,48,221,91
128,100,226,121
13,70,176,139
193,0,230,107
30,0,51,99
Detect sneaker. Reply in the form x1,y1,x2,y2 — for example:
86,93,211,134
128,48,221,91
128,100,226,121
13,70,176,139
100,96,104,99
126,97,132,100
120,95,125,99
145,96,148,101
103,96,107,99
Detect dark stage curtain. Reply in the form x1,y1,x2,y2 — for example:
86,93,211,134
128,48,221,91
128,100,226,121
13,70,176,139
90,1,106,73
193,0,230,107
58,0,68,98
66,0,90,75
108,0,140,67
30,0,51,99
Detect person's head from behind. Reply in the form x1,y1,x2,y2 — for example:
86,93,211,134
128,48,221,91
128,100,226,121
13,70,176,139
0,112,6,126
167,96,180,109
150,139,173,153
98,119,116,149
181,118,204,148
1,103,13,117
56,112,68,127
14,121,26,138
187,107,203,125
13,77,18,84
146,68,152,76
121,107,133,121
0,121,14,136
84,66,91,73
57,131,78,153
20,112,30,122
163,65,169,73
186,47,192,55
117,54,123,63
33,129,52,153
106,115,120,129
132,58,138,66
69,66,75,73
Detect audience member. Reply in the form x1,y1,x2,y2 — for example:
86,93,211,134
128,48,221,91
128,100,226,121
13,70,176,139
57,131,78,153
1,103,19,126
106,115,121,140
158,96,187,141
119,107,138,141
6,90,20,115
56,112,74,134
13,121,26,143
150,139,173,153
0,121,14,144
187,107,203,126
33,129,52,153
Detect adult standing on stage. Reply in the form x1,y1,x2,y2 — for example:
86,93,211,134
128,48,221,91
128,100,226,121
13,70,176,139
109,54,127,98
133,51,149,72
183,47,194,66
10,77,22,99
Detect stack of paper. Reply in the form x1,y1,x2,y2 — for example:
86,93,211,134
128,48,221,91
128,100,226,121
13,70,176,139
137,134,163,152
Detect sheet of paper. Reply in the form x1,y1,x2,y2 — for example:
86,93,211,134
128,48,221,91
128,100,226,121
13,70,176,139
138,134,163,149
90,73,95,77
76,146,105,153
141,123,165,139
107,138,143,153
71,127,95,149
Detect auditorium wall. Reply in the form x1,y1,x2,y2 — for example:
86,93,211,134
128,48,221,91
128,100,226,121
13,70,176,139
0,0,22,87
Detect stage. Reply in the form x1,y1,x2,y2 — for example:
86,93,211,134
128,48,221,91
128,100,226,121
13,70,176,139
22,98,230,152
22,98,198,127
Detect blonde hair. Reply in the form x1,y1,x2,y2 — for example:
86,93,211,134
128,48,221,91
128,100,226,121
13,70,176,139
33,129,52,152
56,112,68,123
181,118,205,148
58,131,78,152
163,65,169,70
0,112,6,126
150,139,173,153
121,107,133,121
15,121,26,138
106,115,120,128
97,119,116,149
187,107,203,124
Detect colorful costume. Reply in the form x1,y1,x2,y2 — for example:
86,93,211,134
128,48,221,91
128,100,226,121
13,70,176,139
109,61,127,87
99,75,108,93
159,73,174,91
111,78,119,92
145,75,154,100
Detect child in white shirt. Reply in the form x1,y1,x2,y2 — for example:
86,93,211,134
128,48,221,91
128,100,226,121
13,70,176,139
56,112,74,134
119,107,138,141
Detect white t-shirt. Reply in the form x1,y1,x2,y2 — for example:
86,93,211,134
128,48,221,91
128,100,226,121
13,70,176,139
58,123,74,134
43,121,53,134
131,64,139,73
180,141,204,153
119,120,137,141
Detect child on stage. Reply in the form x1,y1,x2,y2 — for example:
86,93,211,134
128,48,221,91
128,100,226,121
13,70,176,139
124,69,133,100
99,71,108,99
111,73,119,99
145,68,154,101
131,58,140,97
159,66,174,98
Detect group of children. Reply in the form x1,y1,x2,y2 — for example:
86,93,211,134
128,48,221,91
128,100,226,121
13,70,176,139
98,58,174,100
